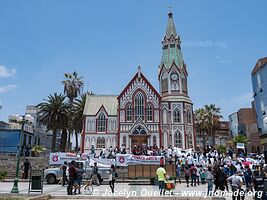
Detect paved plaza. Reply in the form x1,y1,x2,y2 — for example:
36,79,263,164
0,181,257,200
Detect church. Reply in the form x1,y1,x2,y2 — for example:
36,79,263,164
81,12,195,153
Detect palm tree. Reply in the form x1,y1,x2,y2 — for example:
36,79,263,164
73,93,87,151
37,93,69,152
204,104,222,146
62,71,84,151
194,108,207,146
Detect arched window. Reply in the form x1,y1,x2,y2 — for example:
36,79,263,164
173,109,181,123
153,135,157,147
123,136,127,147
126,105,132,122
188,132,193,148
174,132,182,148
181,73,187,93
161,73,168,93
97,113,106,132
187,110,192,124
96,137,105,149
86,137,90,148
92,120,95,131
113,120,116,131
163,109,168,124
147,104,153,122
86,119,90,131
134,93,144,120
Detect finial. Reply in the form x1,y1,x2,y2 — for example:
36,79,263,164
168,6,173,18
138,65,141,79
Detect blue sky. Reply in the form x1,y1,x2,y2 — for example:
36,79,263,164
0,0,266,121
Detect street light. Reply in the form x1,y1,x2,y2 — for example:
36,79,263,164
11,114,34,193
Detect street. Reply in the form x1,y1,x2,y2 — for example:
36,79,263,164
0,181,256,200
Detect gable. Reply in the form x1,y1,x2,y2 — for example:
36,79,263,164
118,72,161,109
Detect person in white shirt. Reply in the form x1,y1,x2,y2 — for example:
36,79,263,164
187,154,194,167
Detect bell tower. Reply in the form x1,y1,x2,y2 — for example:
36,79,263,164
159,12,194,149
159,12,189,100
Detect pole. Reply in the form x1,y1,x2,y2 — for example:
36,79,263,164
11,119,25,193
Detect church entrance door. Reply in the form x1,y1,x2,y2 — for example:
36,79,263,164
130,135,148,147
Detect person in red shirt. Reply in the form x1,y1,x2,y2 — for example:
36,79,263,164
160,157,165,166
190,164,197,187
67,160,77,195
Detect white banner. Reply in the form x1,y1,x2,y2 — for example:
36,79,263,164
89,157,115,168
49,152,88,165
116,154,164,166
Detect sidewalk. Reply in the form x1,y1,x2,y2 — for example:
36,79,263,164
0,182,254,200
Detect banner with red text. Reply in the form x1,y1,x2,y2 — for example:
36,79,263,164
116,154,163,166
49,152,88,165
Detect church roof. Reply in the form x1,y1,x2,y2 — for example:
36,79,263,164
83,95,118,116
251,57,267,75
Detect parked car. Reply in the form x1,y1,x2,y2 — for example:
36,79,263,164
44,160,110,184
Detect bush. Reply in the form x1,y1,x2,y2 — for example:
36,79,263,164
0,169,8,180
216,145,227,155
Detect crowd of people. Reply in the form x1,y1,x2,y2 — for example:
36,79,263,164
62,144,267,199
62,160,117,195
170,145,267,200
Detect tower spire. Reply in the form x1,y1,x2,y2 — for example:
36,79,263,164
166,12,177,38
160,12,183,69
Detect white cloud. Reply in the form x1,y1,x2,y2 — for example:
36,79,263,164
0,66,16,78
0,85,17,93
214,56,232,64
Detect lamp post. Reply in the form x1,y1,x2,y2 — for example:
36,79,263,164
11,114,34,193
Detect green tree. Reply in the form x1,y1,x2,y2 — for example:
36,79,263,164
194,108,207,146
62,71,84,151
37,93,69,152
73,93,87,151
233,135,247,145
31,145,47,157
204,104,222,146
194,104,222,147
216,145,227,155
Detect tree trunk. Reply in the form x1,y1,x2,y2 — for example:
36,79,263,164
67,130,72,151
60,129,68,152
212,127,215,147
75,130,79,152
52,129,57,152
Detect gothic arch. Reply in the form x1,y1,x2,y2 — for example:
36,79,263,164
174,131,182,148
187,109,192,124
187,131,193,149
97,112,106,132
163,130,168,149
134,92,145,120
161,72,168,93
162,109,168,124
173,108,181,123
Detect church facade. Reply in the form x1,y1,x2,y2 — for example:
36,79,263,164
81,13,195,153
